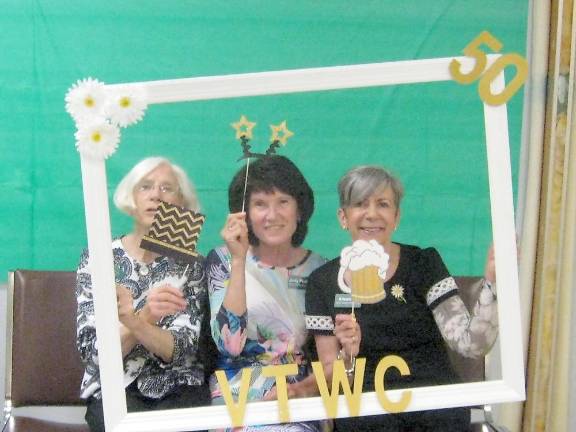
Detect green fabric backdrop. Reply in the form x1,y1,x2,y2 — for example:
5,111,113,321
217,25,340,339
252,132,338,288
0,1,528,282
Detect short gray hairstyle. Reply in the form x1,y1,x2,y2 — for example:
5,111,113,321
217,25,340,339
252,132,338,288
338,165,404,208
113,157,200,215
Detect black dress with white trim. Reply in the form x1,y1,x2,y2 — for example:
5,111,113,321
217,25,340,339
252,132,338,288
305,243,473,431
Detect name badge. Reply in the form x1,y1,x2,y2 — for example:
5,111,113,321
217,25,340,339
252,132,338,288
288,276,307,290
334,293,361,309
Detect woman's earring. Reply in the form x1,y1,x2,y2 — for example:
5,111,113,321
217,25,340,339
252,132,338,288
342,224,348,230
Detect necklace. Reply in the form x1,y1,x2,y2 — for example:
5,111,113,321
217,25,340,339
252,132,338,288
123,234,151,277
136,262,150,276
252,247,307,269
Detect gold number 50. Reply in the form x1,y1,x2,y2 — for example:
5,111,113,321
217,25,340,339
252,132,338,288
450,31,528,106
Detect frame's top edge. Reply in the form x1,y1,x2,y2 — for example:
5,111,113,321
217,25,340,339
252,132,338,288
101,56,491,105
104,55,500,90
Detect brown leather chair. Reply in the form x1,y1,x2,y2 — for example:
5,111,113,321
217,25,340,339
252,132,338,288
2,270,89,432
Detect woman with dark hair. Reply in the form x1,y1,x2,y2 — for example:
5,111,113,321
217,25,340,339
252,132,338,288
206,155,325,431
305,165,498,432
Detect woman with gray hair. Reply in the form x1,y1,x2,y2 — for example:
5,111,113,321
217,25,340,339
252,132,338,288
76,157,213,432
305,165,498,431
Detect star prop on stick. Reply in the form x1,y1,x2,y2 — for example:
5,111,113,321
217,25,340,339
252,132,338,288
231,115,295,211
140,201,206,264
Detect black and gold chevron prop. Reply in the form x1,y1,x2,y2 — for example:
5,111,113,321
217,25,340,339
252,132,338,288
140,201,206,263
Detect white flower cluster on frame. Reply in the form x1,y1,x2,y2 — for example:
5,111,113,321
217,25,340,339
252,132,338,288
65,78,148,160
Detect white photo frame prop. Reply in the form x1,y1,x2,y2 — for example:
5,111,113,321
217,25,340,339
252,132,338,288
78,55,524,432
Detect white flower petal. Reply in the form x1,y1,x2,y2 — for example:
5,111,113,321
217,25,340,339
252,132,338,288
75,119,120,160
65,78,107,124
104,85,148,127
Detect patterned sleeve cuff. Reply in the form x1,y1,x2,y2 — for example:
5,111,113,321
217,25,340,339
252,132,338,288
217,305,247,332
305,314,334,333
426,276,459,310
152,328,190,369
171,329,187,366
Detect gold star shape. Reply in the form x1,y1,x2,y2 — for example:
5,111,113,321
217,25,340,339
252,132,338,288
270,121,294,146
231,115,256,140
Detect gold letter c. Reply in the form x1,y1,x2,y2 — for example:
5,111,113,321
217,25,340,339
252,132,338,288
374,355,412,413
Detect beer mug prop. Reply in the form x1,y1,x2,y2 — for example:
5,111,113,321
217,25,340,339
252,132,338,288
337,239,389,305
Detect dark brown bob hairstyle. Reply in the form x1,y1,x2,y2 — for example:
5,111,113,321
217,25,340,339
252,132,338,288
228,155,314,247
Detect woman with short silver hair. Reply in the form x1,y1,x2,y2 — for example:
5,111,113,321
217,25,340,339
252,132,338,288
306,165,498,431
76,156,213,432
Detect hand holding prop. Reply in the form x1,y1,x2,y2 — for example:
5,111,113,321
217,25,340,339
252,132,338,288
337,240,389,373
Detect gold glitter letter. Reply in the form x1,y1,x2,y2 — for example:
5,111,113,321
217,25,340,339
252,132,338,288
374,355,412,413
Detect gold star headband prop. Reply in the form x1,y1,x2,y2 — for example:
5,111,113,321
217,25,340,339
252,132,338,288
230,115,294,211
231,115,294,160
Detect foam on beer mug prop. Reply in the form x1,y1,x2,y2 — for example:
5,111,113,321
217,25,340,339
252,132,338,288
337,239,389,308
140,201,206,286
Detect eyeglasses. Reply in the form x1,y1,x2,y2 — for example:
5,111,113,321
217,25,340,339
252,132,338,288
136,182,179,196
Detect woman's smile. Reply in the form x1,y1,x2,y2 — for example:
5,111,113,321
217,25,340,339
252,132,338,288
249,189,299,248
338,185,400,248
